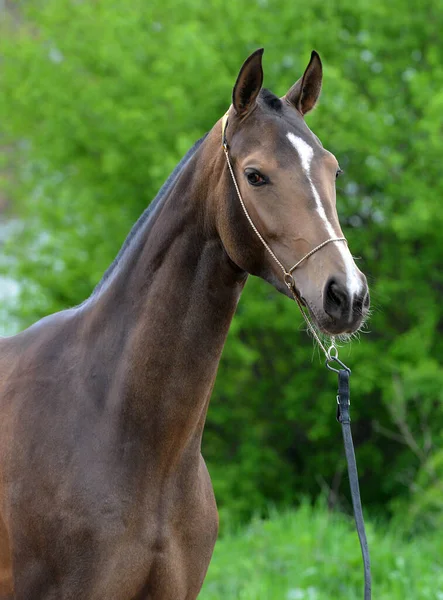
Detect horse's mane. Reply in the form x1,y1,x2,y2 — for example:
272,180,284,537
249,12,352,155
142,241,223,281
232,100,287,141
92,133,208,295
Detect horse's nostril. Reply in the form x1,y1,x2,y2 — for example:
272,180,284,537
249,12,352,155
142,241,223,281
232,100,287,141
327,283,343,306
324,278,350,321
354,290,370,316
363,293,370,309
353,292,364,314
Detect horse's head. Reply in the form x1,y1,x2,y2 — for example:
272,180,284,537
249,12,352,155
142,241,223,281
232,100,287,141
217,49,369,336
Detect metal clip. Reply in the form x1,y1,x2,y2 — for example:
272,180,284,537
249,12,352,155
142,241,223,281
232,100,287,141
326,355,351,374
325,338,351,374
336,392,350,406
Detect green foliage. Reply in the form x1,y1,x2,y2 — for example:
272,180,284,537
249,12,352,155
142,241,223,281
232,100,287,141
201,501,443,599
1,0,443,529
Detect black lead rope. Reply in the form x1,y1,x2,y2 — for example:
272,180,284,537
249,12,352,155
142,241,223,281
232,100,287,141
327,357,372,600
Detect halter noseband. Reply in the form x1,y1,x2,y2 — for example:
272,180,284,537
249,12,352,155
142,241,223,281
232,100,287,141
221,108,347,294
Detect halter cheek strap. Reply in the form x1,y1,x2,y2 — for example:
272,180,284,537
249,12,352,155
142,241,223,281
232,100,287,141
221,108,347,356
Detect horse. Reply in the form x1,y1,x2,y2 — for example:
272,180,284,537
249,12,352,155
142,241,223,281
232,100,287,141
0,49,369,599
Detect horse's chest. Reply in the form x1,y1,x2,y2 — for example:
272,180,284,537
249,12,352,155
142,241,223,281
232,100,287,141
7,442,218,599
90,511,216,600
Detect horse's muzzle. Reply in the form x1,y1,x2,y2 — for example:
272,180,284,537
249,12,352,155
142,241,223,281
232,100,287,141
322,275,370,334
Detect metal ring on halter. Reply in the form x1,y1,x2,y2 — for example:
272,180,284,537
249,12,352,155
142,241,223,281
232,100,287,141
284,272,295,289
327,343,338,361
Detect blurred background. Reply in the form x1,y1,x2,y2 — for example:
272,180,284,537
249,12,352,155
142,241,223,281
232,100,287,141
1,0,443,597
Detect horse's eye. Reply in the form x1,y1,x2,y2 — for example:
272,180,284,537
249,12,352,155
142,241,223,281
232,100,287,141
245,169,266,187
336,168,344,179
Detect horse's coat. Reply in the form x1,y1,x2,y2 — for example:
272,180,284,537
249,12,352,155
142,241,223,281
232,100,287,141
0,50,369,599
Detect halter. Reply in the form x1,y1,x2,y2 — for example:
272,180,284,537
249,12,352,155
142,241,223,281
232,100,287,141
221,109,346,358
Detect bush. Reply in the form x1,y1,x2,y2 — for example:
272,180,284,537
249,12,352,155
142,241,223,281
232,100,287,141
2,0,443,528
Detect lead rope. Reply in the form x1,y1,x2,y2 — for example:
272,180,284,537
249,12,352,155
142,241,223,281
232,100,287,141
327,358,372,600
221,110,372,599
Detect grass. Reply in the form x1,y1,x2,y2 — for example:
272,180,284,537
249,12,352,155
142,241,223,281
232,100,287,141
200,501,443,599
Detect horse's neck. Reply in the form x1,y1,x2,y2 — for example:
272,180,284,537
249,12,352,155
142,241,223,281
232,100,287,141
85,131,246,460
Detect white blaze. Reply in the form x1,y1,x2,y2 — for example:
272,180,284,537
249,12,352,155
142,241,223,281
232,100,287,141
286,132,362,297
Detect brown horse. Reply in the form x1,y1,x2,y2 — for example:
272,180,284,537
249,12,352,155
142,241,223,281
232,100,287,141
0,49,369,599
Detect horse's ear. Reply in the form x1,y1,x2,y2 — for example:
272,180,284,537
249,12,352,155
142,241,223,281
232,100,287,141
232,48,264,117
284,51,322,116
